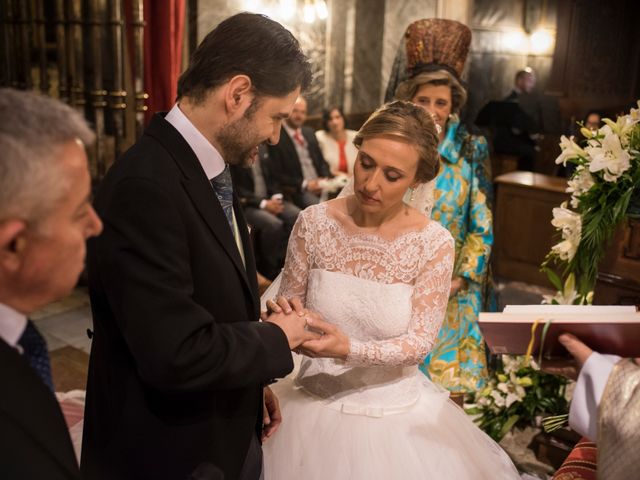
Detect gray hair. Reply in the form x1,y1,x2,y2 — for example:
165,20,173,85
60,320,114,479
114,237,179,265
0,88,95,227
394,69,468,114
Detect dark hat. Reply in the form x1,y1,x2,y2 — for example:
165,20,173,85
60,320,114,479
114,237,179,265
384,18,472,102
404,18,471,79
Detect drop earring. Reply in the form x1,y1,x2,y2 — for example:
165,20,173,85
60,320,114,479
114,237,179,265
409,188,415,203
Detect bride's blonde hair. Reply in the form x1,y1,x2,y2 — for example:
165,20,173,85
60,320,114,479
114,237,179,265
353,101,440,183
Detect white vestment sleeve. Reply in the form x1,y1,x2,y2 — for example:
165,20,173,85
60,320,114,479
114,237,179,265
568,352,621,440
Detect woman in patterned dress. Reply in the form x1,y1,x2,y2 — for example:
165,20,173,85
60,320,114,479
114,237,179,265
390,18,494,393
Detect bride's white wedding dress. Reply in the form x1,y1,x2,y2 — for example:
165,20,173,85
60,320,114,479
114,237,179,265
263,201,519,479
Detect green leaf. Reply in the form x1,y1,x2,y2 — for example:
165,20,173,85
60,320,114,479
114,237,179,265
498,415,520,441
544,268,563,291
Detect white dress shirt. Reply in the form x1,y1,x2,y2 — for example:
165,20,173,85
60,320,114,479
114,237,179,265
165,104,245,264
569,351,621,441
0,302,27,348
165,104,225,179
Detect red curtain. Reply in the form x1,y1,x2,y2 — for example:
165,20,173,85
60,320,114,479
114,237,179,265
125,0,186,125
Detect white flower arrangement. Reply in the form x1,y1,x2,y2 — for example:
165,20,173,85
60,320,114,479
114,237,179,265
542,101,640,304
465,355,568,441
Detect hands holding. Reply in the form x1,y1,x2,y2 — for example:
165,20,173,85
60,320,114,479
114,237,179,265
306,179,324,195
263,296,319,350
262,297,349,359
295,311,350,360
263,197,284,215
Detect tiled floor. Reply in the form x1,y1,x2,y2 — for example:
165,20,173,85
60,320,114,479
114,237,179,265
33,288,93,392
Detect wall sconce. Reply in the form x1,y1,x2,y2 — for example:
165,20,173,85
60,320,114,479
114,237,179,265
501,28,555,56
243,0,328,23
529,29,554,55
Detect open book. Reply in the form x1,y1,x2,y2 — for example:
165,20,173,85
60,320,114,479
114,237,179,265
479,305,640,358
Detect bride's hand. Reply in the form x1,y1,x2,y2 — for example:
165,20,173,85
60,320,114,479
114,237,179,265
298,312,350,360
261,296,305,321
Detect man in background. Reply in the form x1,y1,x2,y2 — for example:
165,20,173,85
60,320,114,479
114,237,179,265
268,96,331,208
493,68,542,171
0,88,103,479
231,145,300,280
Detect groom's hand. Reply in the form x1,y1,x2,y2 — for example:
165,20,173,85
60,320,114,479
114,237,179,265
266,309,320,350
262,386,281,442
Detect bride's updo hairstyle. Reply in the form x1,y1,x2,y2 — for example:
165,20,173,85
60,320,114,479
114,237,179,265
353,100,440,183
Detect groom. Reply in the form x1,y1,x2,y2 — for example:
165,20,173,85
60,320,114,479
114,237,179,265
81,13,315,480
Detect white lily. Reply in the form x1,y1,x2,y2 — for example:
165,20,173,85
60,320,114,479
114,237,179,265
551,202,582,249
542,273,581,305
586,129,631,181
601,115,638,147
566,165,595,208
555,135,587,166
550,239,578,261
491,390,506,407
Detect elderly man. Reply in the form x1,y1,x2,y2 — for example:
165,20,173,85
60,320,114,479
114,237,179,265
0,88,103,479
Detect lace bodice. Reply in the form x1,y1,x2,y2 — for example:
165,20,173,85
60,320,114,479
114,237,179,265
279,201,454,367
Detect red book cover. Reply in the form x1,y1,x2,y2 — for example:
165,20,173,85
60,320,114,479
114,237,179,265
479,306,640,358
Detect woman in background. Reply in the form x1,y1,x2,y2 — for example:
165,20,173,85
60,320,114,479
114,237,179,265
315,106,358,177
389,18,494,395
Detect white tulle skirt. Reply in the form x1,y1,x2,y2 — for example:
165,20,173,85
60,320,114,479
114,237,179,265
263,372,520,480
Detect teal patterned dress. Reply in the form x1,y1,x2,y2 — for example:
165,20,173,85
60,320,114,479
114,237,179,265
420,115,493,392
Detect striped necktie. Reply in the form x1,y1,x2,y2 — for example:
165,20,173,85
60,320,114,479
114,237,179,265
210,164,234,232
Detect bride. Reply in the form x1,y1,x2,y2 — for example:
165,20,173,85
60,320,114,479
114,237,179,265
262,101,519,479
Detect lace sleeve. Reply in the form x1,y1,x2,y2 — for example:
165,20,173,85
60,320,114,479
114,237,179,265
346,227,454,366
278,210,313,303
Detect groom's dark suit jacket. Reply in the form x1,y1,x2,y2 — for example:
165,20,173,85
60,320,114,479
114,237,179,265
0,338,80,480
81,114,294,480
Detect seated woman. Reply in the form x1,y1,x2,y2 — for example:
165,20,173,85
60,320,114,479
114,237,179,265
315,106,358,177
262,101,519,479
389,18,495,394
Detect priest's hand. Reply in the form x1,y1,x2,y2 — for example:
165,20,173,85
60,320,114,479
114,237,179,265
542,333,593,380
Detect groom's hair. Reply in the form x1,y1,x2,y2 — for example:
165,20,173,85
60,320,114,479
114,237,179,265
177,12,312,104
353,101,440,183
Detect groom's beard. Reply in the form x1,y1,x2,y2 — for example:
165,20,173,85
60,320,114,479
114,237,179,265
217,116,261,167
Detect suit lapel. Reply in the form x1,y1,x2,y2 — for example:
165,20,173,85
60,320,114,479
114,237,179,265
145,115,254,298
233,193,260,318
0,340,79,477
